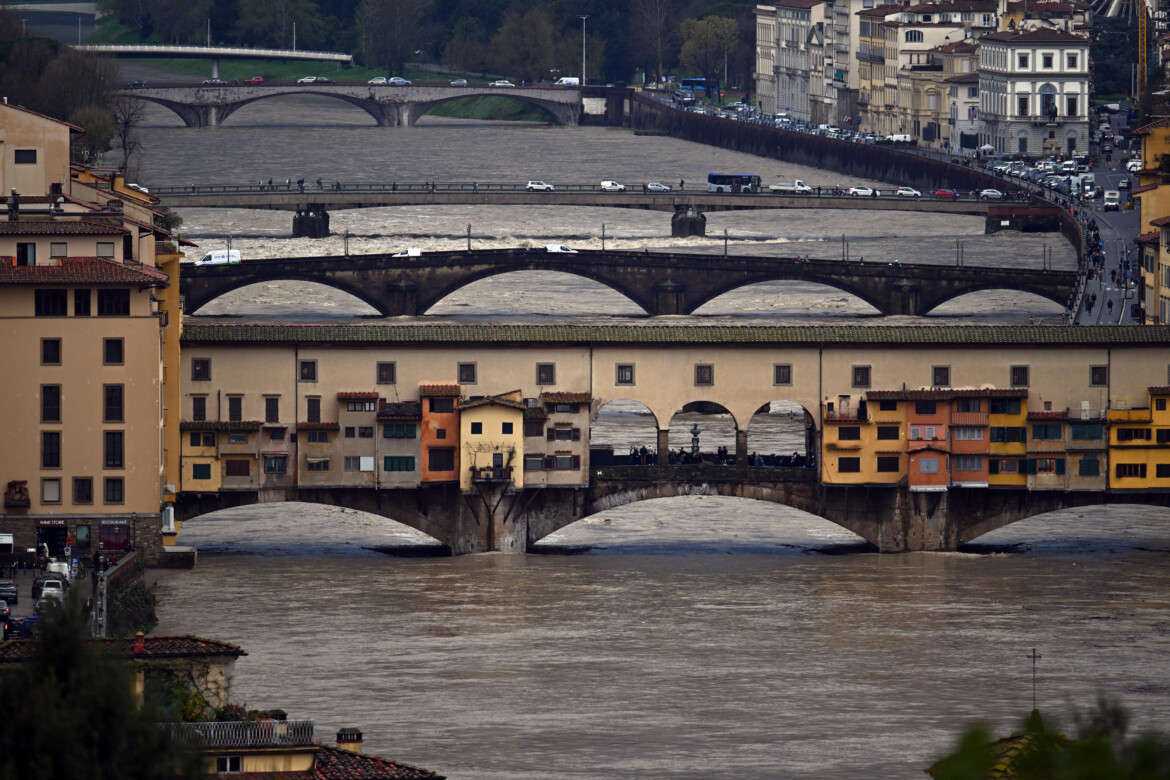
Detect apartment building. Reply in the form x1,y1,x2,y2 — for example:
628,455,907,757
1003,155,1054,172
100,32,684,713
1133,117,1170,324
755,0,827,120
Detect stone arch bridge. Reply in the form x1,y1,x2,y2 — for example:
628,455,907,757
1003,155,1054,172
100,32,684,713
178,248,1079,317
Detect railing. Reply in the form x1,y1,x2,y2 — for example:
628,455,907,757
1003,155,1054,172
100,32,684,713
160,720,315,748
472,467,513,481
823,408,868,422
596,464,817,481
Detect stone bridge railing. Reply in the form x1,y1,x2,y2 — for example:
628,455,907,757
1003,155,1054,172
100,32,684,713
594,465,818,483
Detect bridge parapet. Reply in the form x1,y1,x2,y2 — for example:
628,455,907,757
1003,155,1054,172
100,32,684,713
594,465,817,483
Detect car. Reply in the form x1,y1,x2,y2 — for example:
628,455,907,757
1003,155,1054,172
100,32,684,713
894,186,921,198
314,76,335,85
202,78,226,85
933,188,960,200
124,80,145,88
297,76,319,84
600,180,626,192
40,578,66,599
34,595,61,615
368,77,388,85
31,574,66,600
1103,190,1120,210
646,182,672,192
126,183,150,194
1118,178,1130,190
1126,159,1142,173
490,80,516,87
387,77,411,86
979,188,1005,200
392,247,421,257
545,244,578,253
0,580,18,605
244,76,265,84
847,186,879,197
3,616,40,640
526,181,554,191
450,78,469,87
0,600,9,623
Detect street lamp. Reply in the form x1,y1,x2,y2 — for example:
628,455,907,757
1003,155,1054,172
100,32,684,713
579,16,588,85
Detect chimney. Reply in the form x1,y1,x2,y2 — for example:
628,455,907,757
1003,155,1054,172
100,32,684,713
336,727,363,754
8,188,18,221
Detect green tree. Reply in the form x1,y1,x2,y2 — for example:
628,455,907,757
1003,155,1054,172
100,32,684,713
441,15,487,76
489,5,559,83
358,0,431,75
0,597,206,780
630,0,679,85
679,15,736,80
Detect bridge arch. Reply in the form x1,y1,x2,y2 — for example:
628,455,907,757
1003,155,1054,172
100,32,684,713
182,276,387,316
420,265,655,315
919,282,1071,315
590,399,661,464
407,93,571,126
213,91,386,126
690,276,886,316
957,500,1170,549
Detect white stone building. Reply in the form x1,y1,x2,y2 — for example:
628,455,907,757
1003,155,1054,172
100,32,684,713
755,0,827,120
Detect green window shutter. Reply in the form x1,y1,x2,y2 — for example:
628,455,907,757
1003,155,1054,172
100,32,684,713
1055,458,1066,475
989,459,1000,475
1024,458,1037,475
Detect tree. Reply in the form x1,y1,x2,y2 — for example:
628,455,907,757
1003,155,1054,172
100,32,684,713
679,15,737,81
358,0,431,75
112,97,146,178
441,15,488,76
630,0,679,85
0,597,206,780
489,6,559,83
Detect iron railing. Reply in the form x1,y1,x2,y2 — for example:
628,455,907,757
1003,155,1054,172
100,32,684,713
160,720,315,748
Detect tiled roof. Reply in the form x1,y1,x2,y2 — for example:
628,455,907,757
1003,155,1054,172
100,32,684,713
867,388,1030,400
0,635,245,662
858,5,902,15
1131,184,1158,195
180,420,263,432
297,422,340,431
773,0,824,8
0,257,169,286
1132,116,1170,135
180,324,1170,347
1136,231,1159,245
981,28,1087,43
1148,385,1170,394
0,220,128,235
418,383,460,397
905,0,994,11
310,745,445,779
377,401,422,420
458,396,526,411
1151,216,1170,226
1027,411,1068,420
0,102,84,131
933,40,979,53
1006,1,1077,12
541,392,592,404
338,391,380,400
523,407,548,420
945,73,980,83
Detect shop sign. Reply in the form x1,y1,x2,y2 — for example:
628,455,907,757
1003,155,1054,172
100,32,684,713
37,519,67,527
100,519,130,526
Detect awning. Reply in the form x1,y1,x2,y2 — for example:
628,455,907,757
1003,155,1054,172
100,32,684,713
261,451,288,457
306,456,330,463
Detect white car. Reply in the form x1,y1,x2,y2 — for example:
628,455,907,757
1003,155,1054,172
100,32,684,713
526,181,554,191
979,188,1006,200
646,182,671,192
297,76,319,84
450,79,468,87
388,77,411,86
848,186,879,197
1126,159,1142,173
545,244,578,253
491,80,516,87
895,186,921,198
368,77,388,85
600,181,626,192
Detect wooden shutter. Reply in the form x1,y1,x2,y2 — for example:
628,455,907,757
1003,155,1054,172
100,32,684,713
546,428,555,441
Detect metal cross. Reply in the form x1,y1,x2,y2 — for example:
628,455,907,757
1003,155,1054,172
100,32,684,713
1027,648,1042,710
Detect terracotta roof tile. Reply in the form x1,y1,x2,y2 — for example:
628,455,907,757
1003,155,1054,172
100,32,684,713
0,635,245,662
0,256,169,286
458,396,526,411
1131,184,1158,195
180,421,263,432
1148,385,1170,394
337,391,380,400
1027,411,1068,420
1133,117,1170,135
1136,231,1159,244
297,422,340,431
982,28,1087,43
541,392,592,404
311,745,444,779
1151,216,1170,226
867,388,1029,400
418,384,460,397
377,401,421,420
945,72,981,83
0,220,128,235
0,102,84,131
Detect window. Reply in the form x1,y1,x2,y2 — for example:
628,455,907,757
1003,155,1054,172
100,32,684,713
428,448,455,471
216,756,242,773
876,456,900,472
954,455,982,471
306,430,329,443
924,426,937,440
554,403,576,414
429,398,454,413
265,397,280,423
306,459,330,472
299,360,317,382
1089,366,1108,386
14,149,36,164
1010,365,1029,387
74,289,91,316
42,432,61,468
42,338,61,365
1067,53,1078,69
104,431,124,468
268,428,285,440
377,362,396,384
264,456,287,474
458,363,477,384
97,289,129,315
555,454,580,470
617,364,636,386
1041,53,1053,69
1070,424,1102,440
1035,457,1062,474
852,366,871,388
190,431,215,447
954,398,980,413
877,425,899,440
345,427,356,438
953,427,983,441
436,428,447,439
42,478,61,504
383,423,416,439
989,398,1022,415
838,426,861,441
525,455,545,471
932,366,950,387
1018,96,1030,117
502,422,513,435
1158,429,1170,444
35,290,67,316
228,396,243,423
524,420,544,437
16,242,35,266
104,477,124,503
192,396,207,422
472,422,485,435
384,456,415,472
991,458,1020,474
774,364,792,386
1116,463,1146,478
191,358,211,381
536,363,556,385
878,400,897,412
42,385,61,423
838,457,861,473
73,477,93,504
346,401,377,412
307,397,321,423
225,460,250,477
1116,427,1152,442
1067,97,1077,117
991,426,1027,443
1158,464,1170,479
96,242,115,258
1159,399,1168,412
905,30,923,42
50,242,67,258
103,384,124,422
228,433,248,444
910,427,922,440
968,86,978,98
344,456,362,471
918,458,939,474
358,426,374,438
1018,53,1029,68
1079,455,1100,476
915,401,936,416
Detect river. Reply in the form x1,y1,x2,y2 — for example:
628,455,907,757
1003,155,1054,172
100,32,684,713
129,91,1170,778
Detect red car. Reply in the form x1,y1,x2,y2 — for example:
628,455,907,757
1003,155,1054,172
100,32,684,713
244,76,265,84
933,188,960,200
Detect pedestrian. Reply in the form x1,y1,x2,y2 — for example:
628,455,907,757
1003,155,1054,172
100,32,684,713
268,178,273,189
1108,299,1114,313
473,182,478,193
680,179,685,190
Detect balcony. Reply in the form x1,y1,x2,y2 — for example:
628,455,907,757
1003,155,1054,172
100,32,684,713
160,720,315,749
823,407,869,423
472,467,513,482
950,412,989,426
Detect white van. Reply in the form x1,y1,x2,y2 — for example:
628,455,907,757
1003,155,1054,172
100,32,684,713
886,134,912,143
545,244,578,253
392,247,421,257
195,249,242,266
554,77,580,87
46,561,72,583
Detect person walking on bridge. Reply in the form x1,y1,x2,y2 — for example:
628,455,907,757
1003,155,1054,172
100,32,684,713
680,179,685,191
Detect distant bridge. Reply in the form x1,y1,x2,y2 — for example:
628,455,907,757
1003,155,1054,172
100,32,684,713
117,83,580,127
178,247,1079,317
80,45,352,81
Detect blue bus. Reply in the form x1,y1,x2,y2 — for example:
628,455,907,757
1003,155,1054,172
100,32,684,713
707,173,761,193
680,77,719,98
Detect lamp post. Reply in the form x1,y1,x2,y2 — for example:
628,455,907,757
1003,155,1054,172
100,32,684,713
579,16,588,85
601,223,606,251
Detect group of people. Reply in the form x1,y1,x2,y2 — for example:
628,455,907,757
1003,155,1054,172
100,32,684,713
626,446,815,469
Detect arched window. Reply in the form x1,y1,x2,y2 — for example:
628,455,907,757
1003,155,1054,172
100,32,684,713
1038,83,1057,118
905,30,923,43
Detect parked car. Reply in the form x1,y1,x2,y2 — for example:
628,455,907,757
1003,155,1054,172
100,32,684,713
298,76,334,84
933,188,961,200
600,180,626,192
202,78,226,85
848,186,879,197
388,77,412,86
124,80,145,88
1118,177,1131,190
244,76,265,84
31,574,66,600
646,182,672,192
1126,159,1142,173
894,186,921,198
545,244,578,253
0,600,9,623
490,80,516,87
526,181,554,191
368,76,388,85
979,188,1006,200
450,79,469,86
0,580,18,605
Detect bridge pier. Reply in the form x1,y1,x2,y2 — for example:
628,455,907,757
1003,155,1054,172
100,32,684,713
657,430,671,473
736,429,748,463
293,209,330,238
653,279,685,315
672,206,706,237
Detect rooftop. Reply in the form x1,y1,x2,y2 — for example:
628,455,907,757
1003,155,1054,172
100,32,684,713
0,220,128,235
0,256,169,287
981,27,1088,43
418,383,461,397
0,635,245,662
